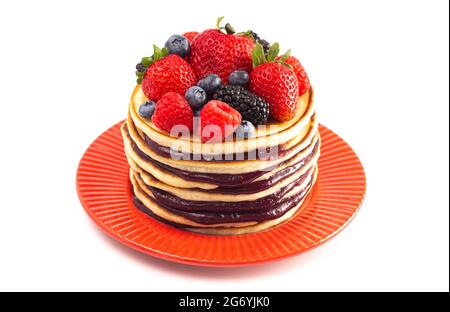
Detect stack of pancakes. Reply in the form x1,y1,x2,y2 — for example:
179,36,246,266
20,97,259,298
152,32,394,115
121,86,320,235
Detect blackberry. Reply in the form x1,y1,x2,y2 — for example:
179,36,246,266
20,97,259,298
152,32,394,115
135,62,147,84
250,31,271,55
213,85,269,125
136,62,147,73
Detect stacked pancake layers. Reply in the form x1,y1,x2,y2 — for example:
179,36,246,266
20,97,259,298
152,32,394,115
122,86,320,235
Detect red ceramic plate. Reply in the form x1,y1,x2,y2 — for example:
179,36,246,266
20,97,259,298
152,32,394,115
77,123,366,267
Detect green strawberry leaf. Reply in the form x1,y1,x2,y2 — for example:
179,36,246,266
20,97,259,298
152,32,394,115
141,56,153,67
266,42,280,62
279,49,291,62
275,60,293,70
153,44,162,61
161,47,169,58
241,30,254,40
283,62,293,70
252,42,267,67
216,16,225,30
252,49,259,67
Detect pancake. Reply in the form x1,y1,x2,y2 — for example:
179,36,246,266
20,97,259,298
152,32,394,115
131,166,318,228
129,84,315,156
130,169,257,228
146,167,315,213
140,139,320,193
123,121,320,189
136,148,318,202
123,114,319,174
121,82,320,235
132,167,318,236
140,126,309,161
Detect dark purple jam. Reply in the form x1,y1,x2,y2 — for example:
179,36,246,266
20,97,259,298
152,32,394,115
147,167,313,212
133,181,312,225
143,134,286,161
126,126,318,188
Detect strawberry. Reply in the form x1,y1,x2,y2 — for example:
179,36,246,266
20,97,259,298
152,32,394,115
276,55,310,96
249,43,299,122
141,45,197,101
199,100,242,143
183,31,199,43
190,17,254,83
152,92,194,133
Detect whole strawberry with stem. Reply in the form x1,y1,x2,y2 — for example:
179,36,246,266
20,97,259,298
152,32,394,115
141,45,197,101
190,17,255,83
250,43,299,122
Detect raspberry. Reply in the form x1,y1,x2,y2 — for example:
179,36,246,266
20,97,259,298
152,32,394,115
199,101,242,143
152,92,194,133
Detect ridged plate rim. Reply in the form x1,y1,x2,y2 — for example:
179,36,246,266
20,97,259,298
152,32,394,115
76,122,366,267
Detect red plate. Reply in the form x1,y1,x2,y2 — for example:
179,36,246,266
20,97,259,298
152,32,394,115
77,123,366,267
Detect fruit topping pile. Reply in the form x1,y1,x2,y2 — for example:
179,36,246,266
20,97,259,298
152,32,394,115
136,17,310,143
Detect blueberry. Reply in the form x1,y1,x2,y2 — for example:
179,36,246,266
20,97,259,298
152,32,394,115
198,74,222,95
138,101,156,119
185,86,207,110
164,34,190,58
229,70,249,86
235,120,256,139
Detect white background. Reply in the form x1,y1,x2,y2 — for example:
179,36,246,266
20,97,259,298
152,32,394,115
0,0,448,292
